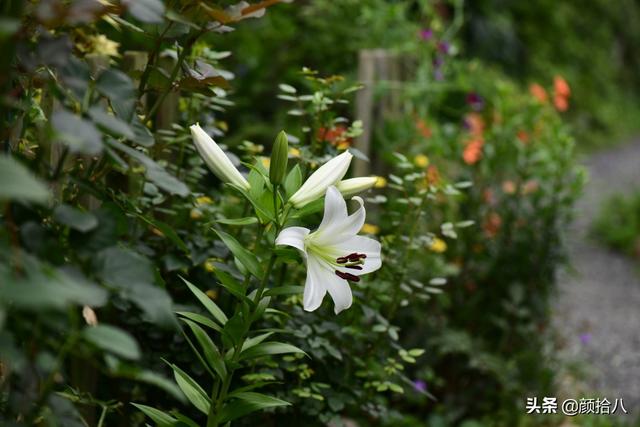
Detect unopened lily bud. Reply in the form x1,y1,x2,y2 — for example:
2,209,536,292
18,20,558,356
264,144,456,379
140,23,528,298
336,177,378,197
269,130,289,185
289,151,353,208
190,124,250,191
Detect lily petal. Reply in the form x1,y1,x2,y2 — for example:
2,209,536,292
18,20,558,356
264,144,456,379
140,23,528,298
333,235,382,275
313,188,366,246
275,226,310,253
336,177,378,197
320,263,353,314
304,256,328,312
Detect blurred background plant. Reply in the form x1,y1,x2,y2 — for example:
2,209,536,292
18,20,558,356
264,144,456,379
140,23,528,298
593,191,640,260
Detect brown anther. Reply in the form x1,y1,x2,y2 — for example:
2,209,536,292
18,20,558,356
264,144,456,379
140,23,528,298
336,257,348,264
346,265,363,270
334,270,361,282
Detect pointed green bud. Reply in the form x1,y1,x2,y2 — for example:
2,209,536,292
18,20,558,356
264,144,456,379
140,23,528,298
269,130,289,185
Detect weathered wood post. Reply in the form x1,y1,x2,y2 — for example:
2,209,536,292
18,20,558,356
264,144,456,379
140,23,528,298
354,49,405,177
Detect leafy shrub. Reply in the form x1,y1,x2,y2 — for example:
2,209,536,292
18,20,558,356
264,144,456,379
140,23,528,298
592,191,640,259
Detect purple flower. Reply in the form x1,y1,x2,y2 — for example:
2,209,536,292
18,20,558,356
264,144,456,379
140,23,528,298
579,333,592,345
420,29,433,41
437,41,450,54
466,92,485,111
412,379,427,393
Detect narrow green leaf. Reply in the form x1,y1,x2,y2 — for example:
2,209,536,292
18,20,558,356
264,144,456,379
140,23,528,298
171,364,211,414
215,217,259,226
182,319,227,380
239,341,306,361
214,270,246,299
131,403,176,427
83,325,140,360
177,311,221,332
265,285,304,297
219,392,290,423
283,164,302,199
181,277,228,325
214,230,262,279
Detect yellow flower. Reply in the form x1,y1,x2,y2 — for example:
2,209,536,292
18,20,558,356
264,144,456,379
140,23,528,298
289,147,301,158
190,208,203,220
374,176,387,188
206,289,218,300
429,237,447,253
361,223,380,235
414,154,430,168
203,260,216,273
87,34,120,57
336,141,350,150
196,196,213,205
260,156,271,169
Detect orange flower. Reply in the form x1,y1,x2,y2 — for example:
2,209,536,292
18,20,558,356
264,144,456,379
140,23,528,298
554,94,569,112
426,164,440,185
415,119,432,138
465,113,485,137
517,130,530,144
483,212,502,238
529,83,548,103
502,180,516,195
317,125,352,146
463,138,484,165
554,75,571,98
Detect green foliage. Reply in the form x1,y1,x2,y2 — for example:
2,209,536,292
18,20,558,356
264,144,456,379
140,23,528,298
0,1,588,427
592,190,640,259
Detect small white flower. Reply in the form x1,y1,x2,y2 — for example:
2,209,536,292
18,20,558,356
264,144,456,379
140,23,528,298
190,124,250,191
276,186,382,314
288,151,352,208
336,177,378,197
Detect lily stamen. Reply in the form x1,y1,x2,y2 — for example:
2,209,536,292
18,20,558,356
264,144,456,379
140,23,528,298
335,270,361,282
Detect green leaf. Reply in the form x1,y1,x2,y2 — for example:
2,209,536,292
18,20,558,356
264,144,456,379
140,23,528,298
51,110,102,155
83,325,140,360
181,277,228,325
171,364,211,414
95,246,175,328
107,139,189,197
124,0,165,23
137,215,188,253
283,164,302,199
88,106,135,139
219,392,290,423
239,342,306,361
105,356,186,403
182,320,227,380
214,229,262,279
131,403,176,427
0,262,107,310
214,270,246,300
215,217,259,226
96,69,136,120
265,285,304,297
0,155,50,204
53,204,98,232
221,311,247,348
176,311,221,332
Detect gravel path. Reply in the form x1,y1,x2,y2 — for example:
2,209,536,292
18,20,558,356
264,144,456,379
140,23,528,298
554,139,640,415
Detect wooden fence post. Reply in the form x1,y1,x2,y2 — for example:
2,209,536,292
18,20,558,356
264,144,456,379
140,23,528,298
354,49,407,177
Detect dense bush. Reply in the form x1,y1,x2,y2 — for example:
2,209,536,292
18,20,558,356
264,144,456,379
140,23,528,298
0,1,587,426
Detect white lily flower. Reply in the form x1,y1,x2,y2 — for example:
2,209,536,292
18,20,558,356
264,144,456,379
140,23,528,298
276,186,382,314
288,151,352,208
190,124,250,191
336,177,378,197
